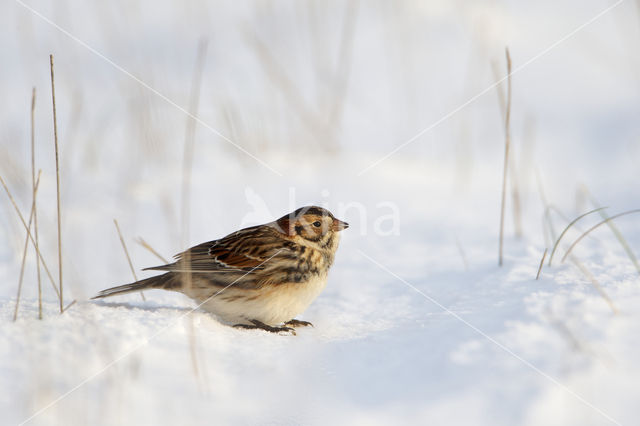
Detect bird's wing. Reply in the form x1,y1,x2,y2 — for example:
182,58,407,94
144,224,291,273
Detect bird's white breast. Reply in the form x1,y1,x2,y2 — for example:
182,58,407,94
197,273,329,326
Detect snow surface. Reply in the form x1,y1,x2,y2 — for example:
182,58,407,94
1,1,640,425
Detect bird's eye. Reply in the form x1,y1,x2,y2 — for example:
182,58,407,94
313,221,322,227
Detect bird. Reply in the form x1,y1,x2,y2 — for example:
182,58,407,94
92,206,348,334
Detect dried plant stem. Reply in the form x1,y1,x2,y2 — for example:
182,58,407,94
541,216,553,248
536,248,548,280
181,39,208,254
498,48,512,266
493,56,522,238
565,249,618,314
326,0,358,150
510,166,523,238
31,87,43,319
187,316,201,381
548,207,608,266
50,54,64,313
535,170,554,246
455,237,469,271
561,209,640,263
182,40,208,383
600,217,640,274
491,60,506,117
546,310,590,354
571,259,618,314
1,174,60,300
533,172,616,311
585,190,640,276
62,299,77,312
113,220,138,281
13,171,42,321
247,32,327,141
180,41,207,293
545,205,572,226
135,237,169,264
542,204,572,248
114,219,145,301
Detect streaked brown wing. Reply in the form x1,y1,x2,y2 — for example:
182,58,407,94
144,224,288,273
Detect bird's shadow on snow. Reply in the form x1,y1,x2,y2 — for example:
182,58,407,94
90,299,193,314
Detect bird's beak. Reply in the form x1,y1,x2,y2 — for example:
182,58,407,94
332,218,349,232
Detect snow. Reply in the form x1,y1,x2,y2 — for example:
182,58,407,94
1,1,640,425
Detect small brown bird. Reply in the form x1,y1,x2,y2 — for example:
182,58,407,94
93,206,348,334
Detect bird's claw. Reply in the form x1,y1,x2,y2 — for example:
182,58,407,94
234,320,297,335
285,319,314,328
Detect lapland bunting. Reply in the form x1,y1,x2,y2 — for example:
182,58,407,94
93,206,348,334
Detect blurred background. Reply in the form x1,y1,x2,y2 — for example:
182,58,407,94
2,0,639,296
1,1,640,425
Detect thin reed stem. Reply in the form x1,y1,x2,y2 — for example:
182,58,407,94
561,209,640,263
181,40,209,384
498,47,512,266
13,171,42,321
62,299,77,313
548,207,607,266
571,259,618,314
114,219,145,301
31,87,43,319
536,248,547,280
50,54,64,313
533,170,616,312
455,237,468,271
181,39,208,253
585,189,640,276
1,173,61,300
135,237,169,264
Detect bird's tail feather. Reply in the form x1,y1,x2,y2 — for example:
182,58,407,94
91,273,175,299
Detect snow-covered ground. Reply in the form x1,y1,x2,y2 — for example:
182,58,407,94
1,1,639,425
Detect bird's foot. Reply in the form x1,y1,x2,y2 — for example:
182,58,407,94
285,319,314,328
234,319,296,335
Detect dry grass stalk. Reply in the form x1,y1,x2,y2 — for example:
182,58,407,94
13,171,42,321
0,173,61,300
31,87,43,319
325,0,358,151
585,189,640,276
561,209,640,263
534,172,618,313
182,40,209,383
246,31,330,146
563,235,619,314
546,309,614,365
114,219,145,301
247,4,357,153
491,60,506,117
50,54,64,313
498,47,512,266
181,38,208,258
135,237,169,264
536,248,547,280
571,259,619,314
535,170,554,246
545,309,589,353
62,299,77,313
492,57,522,238
510,168,523,238
186,316,201,382
548,207,607,266
542,204,573,248
541,216,553,248
455,237,469,271
545,205,572,225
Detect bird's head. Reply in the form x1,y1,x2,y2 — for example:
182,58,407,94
275,206,348,250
